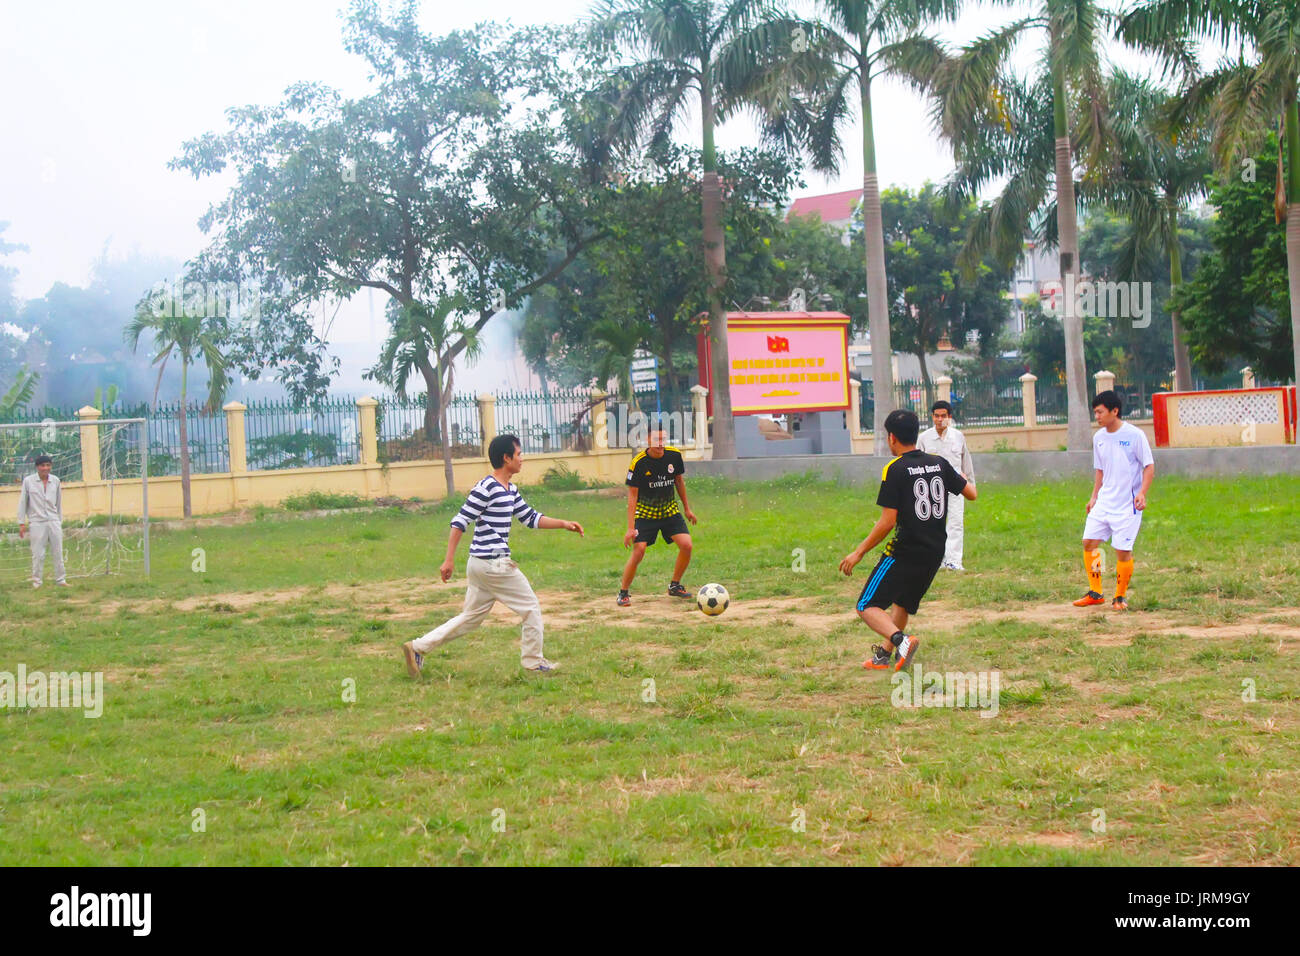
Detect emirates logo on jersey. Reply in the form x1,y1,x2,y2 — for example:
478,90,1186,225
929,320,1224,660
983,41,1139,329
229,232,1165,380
667,463,674,474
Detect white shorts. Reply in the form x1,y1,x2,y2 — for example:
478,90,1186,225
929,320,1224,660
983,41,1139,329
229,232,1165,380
1083,509,1143,551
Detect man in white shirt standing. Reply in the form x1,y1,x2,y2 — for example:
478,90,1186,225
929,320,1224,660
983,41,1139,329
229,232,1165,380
1073,390,1155,611
18,454,67,588
917,400,974,570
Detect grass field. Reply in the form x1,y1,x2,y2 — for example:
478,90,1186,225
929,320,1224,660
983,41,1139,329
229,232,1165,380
2,473,1299,865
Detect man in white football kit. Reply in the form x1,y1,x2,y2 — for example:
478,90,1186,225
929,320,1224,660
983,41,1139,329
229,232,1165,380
1074,390,1155,611
18,454,68,588
917,400,974,570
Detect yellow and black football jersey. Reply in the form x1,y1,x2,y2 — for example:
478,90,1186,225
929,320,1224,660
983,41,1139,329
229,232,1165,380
626,447,686,519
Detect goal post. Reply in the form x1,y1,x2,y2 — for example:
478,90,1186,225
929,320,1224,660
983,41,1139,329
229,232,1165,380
0,417,150,581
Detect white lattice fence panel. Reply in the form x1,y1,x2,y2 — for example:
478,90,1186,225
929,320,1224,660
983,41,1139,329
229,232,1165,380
1176,392,1279,428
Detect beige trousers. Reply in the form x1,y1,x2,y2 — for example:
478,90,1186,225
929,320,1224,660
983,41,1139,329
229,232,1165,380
30,521,66,585
412,555,545,666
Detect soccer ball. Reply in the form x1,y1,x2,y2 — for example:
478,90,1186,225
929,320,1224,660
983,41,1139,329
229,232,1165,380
696,582,729,616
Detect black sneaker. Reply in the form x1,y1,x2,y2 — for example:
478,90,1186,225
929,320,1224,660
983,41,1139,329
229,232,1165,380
668,582,691,598
616,590,631,607
863,644,893,670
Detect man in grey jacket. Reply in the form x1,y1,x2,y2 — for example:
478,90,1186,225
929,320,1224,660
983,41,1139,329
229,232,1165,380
18,454,67,588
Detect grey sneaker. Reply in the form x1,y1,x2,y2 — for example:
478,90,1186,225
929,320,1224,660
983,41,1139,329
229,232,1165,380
526,659,560,673
401,641,423,678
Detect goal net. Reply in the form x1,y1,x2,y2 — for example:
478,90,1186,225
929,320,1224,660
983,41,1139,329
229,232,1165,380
0,418,150,581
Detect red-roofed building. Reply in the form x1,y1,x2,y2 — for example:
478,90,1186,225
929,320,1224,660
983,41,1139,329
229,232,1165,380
786,188,863,233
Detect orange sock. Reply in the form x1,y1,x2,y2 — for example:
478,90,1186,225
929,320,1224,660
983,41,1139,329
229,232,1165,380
1116,559,1134,598
1084,549,1103,594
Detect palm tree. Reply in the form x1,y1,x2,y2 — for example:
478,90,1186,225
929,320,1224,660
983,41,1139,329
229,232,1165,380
592,317,651,411
903,0,1114,449
755,0,962,452
1119,0,1300,391
125,309,230,518
0,366,38,419
1093,70,1212,391
367,294,482,496
588,0,800,459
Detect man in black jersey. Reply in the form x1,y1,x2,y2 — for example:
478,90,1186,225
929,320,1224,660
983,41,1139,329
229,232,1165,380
839,409,978,671
617,428,697,606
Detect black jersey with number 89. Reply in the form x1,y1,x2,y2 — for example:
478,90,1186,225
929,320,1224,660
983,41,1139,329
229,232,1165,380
876,449,967,562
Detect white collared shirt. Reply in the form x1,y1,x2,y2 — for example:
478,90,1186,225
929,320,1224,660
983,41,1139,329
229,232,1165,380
918,425,974,480
18,473,62,524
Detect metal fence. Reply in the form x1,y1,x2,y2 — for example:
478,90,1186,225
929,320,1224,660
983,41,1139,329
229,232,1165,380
495,389,600,453
244,397,360,470
377,394,483,462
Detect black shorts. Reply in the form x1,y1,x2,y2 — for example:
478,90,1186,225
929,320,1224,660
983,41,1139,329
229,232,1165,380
855,553,941,616
634,514,689,546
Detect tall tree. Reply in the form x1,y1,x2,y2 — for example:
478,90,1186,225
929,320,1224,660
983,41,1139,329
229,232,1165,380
587,0,801,459
880,183,1014,404
1168,136,1295,381
124,305,230,519
1092,70,1212,391
366,294,482,495
757,0,961,450
173,2,618,425
903,0,1115,449
1120,0,1300,390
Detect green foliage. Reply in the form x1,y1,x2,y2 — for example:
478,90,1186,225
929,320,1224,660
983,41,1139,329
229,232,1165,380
1172,136,1293,381
248,430,342,469
539,462,590,491
879,183,1014,397
282,490,370,511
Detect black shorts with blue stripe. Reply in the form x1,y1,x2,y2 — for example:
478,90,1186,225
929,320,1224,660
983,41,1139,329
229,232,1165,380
855,553,942,616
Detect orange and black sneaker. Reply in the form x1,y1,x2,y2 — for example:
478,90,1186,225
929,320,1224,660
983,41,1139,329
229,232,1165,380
616,590,631,607
667,582,691,598
1073,590,1105,607
863,644,893,670
894,634,920,671
1111,596,1129,611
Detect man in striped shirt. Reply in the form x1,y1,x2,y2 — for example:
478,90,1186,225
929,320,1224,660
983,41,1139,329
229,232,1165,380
401,434,584,676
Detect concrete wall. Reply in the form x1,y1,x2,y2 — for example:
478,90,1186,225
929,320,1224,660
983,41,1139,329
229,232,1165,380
695,445,1300,486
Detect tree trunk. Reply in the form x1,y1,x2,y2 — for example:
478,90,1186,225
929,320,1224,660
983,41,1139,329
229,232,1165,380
701,79,735,459
179,361,191,519
438,355,455,497
1287,100,1300,392
1053,65,1090,450
417,356,441,442
861,72,894,456
917,348,933,410
1167,203,1192,391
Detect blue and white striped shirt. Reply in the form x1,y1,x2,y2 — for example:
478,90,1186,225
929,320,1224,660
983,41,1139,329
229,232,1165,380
450,476,543,557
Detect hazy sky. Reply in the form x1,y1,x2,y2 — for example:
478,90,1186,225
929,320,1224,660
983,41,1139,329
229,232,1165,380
1,0,1151,392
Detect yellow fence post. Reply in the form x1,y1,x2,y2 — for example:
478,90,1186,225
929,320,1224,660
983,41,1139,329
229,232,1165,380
1241,366,1255,389
847,380,862,435
591,389,608,449
1019,373,1037,429
477,394,496,457
1094,369,1115,398
935,375,952,404
224,401,248,474
690,385,710,452
356,397,378,465
77,406,102,483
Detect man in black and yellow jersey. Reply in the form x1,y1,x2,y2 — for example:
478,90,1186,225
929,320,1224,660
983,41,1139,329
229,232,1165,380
617,428,697,606
839,409,977,671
